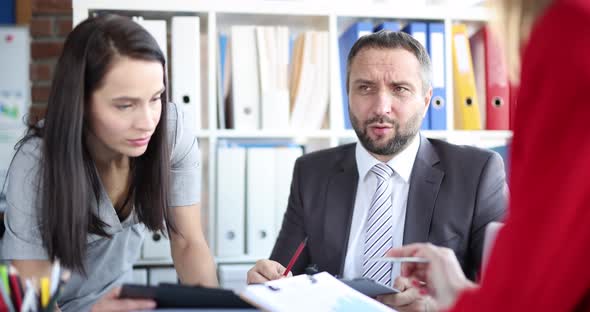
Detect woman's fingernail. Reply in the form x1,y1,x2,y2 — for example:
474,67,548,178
420,288,428,295
412,279,421,287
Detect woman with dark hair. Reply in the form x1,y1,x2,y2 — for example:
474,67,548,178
0,14,217,311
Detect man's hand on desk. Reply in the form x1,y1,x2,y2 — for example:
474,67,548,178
247,259,293,284
376,276,436,312
90,287,156,312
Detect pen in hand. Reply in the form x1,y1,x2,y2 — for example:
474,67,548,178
283,237,308,277
368,257,430,263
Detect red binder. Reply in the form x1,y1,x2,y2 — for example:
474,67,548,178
471,26,510,130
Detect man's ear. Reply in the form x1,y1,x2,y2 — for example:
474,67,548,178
422,86,433,118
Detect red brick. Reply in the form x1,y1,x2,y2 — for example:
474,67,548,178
30,63,53,81
32,84,52,103
29,105,48,124
30,17,53,37
55,17,72,36
32,0,72,14
31,40,64,59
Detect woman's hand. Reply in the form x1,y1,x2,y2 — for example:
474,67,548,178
376,276,437,312
386,243,478,310
90,287,156,312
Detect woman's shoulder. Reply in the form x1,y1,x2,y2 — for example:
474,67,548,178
165,101,196,153
12,135,43,168
165,101,181,148
6,135,43,203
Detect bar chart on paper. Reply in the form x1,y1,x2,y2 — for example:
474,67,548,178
240,272,391,312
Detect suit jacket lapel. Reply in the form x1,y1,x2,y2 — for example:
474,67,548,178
403,136,444,244
323,144,358,276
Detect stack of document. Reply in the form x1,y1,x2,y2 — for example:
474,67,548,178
240,272,392,312
289,31,330,130
221,25,292,130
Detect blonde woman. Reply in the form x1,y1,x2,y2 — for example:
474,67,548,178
386,0,590,311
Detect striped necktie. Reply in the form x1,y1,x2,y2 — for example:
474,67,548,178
362,162,394,285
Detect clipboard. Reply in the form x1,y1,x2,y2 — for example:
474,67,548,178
239,272,392,312
120,283,254,308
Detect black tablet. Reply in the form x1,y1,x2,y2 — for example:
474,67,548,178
120,284,157,300
340,278,400,297
119,283,254,309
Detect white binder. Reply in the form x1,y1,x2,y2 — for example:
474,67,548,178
132,269,148,285
246,146,276,258
134,18,167,62
149,268,178,286
171,16,201,130
231,26,260,130
216,143,246,257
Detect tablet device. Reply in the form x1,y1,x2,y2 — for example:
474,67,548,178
340,278,400,297
119,283,254,308
120,284,157,300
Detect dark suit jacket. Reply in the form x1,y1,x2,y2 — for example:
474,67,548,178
270,136,507,280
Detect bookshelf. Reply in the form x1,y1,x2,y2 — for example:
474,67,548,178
72,0,509,271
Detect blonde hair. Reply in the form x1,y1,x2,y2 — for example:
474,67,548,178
491,0,553,83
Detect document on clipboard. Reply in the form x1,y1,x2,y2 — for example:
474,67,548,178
239,272,392,312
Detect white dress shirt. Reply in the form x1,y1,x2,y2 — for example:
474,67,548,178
342,134,420,281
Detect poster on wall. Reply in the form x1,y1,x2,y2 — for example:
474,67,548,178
0,26,30,212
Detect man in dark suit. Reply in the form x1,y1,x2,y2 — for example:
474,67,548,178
247,31,507,311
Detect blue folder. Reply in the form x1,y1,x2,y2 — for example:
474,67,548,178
402,22,430,130
339,22,373,129
427,22,447,130
0,0,15,24
373,21,401,32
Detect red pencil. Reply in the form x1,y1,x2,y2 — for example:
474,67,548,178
283,237,308,277
8,266,23,311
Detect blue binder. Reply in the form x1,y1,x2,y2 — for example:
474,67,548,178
339,22,373,129
219,34,228,98
427,22,447,130
402,22,430,130
0,0,15,24
373,21,401,32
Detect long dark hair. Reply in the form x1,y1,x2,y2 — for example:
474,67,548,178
26,14,174,273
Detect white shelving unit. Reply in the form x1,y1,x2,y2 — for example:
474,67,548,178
72,0,509,268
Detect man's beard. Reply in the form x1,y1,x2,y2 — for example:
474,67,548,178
350,111,422,156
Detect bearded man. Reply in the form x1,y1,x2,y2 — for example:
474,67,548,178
247,30,507,312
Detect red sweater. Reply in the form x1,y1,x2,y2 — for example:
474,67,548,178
451,0,590,311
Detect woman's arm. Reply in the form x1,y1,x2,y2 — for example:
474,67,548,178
169,203,218,287
11,259,53,285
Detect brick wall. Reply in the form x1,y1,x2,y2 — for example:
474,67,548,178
28,0,73,123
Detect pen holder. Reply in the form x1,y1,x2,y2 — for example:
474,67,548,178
0,262,69,312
